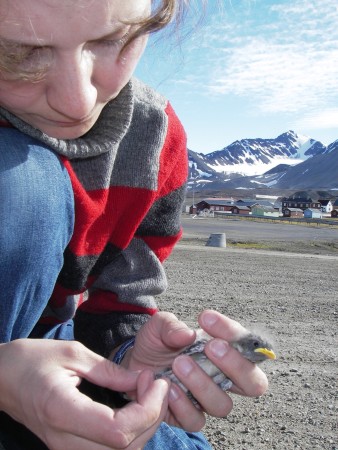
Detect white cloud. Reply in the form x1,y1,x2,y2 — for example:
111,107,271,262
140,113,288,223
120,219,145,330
178,0,338,115
295,109,338,129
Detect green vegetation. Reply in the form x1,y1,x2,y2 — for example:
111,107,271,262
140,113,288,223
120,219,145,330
227,241,272,250
227,239,338,254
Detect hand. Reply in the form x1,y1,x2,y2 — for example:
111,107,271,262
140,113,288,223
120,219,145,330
170,311,269,421
0,339,170,450
124,311,268,432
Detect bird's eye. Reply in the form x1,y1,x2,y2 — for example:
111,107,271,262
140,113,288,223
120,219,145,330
253,341,260,348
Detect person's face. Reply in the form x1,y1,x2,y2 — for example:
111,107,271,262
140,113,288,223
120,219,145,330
0,0,150,139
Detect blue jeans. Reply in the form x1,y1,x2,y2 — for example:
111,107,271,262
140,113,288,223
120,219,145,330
0,129,212,449
0,129,74,342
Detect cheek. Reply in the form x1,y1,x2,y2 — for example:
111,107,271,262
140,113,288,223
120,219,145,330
95,38,147,95
0,81,44,111
119,35,148,74
93,62,129,97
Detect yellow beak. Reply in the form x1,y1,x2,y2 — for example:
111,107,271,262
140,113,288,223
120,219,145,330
254,347,276,360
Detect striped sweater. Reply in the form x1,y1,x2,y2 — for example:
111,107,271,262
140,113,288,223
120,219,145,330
0,78,188,357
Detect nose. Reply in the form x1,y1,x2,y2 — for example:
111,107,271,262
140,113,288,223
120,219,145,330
46,51,97,120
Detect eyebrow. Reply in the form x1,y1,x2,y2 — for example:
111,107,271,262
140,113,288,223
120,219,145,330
0,37,39,51
0,23,130,50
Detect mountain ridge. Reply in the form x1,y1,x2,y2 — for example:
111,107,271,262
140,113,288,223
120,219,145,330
188,131,337,190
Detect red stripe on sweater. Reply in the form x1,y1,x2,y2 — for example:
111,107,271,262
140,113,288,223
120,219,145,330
50,284,80,306
140,231,182,262
50,283,88,307
79,290,158,315
158,103,188,197
61,157,157,256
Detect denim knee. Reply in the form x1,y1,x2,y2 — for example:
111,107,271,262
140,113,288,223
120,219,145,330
0,129,74,341
144,424,213,450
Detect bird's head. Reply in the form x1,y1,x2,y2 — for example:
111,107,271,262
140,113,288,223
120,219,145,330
231,333,276,363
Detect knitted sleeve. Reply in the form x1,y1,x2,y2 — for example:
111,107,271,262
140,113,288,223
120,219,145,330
74,103,188,358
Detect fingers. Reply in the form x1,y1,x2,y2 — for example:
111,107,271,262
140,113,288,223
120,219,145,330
198,311,269,397
204,339,268,397
155,312,196,349
111,370,171,448
198,310,248,341
115,371,170,448
170,311,268,420
129,312,196,372
9,340,170,449
40,370,169,449
167,383,206,432
172,354,234,419
60,341,140,393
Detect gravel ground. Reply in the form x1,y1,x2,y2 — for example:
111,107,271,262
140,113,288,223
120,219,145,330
158,237,337,450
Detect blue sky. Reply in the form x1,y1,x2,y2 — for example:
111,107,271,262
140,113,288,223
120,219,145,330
135,0,338,154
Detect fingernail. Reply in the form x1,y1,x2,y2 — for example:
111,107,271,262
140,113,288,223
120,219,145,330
200,311,217,328
175,356,194,376
209,340,229,359
169,385,180,401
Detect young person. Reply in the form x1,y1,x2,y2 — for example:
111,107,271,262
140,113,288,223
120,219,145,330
0,1,268,448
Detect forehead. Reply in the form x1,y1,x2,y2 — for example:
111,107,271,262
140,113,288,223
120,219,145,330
0,0,150,45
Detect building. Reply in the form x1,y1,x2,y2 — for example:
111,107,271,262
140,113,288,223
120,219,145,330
194,197,282,217
304,208,322,219
329,199,338,217
283,208,304,218
332,198,338,210
282,192,321,212
319,200,333,213
231,205,251,215
236,199,275,208
251,205,280,218
194,198,234,214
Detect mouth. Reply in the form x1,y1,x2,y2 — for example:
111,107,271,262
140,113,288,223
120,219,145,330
31,113,94,128
47,118,92,127
254,348,276,360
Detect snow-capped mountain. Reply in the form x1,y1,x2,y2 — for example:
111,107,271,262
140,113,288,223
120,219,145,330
273,139,338,189
188,131,337,190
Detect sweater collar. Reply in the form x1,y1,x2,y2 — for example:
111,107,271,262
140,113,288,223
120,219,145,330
0,79,134,159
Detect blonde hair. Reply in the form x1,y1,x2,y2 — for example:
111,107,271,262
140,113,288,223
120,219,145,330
0,0,192,81
126,0,190,44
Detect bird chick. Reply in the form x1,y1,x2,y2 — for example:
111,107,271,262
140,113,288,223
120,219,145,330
155,329,276,405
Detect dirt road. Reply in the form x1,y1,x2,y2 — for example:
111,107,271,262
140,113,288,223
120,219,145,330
181,215,338,243
158,239,337,450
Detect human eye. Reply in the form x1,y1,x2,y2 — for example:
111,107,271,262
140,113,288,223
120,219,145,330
19,47,53,74
0,41,52,82
99,30,131,49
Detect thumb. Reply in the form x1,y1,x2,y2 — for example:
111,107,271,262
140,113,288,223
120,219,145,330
136,369,170,406
153,312,196,349
73,345,139,393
